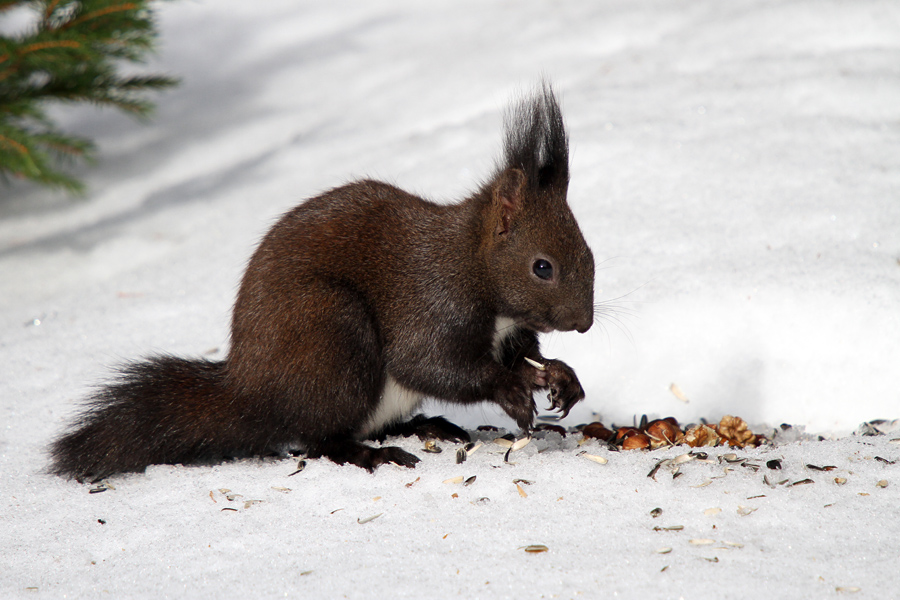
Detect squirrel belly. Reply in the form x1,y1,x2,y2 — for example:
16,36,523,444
49,84,595,480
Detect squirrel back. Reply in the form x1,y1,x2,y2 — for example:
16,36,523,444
50,84,595,481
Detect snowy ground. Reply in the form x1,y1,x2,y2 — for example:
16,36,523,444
1,0,899,598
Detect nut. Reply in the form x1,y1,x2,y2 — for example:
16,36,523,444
646,419,683,447
582,422,614,441
717,415,757,447
622,432,651,450
683,424,721,448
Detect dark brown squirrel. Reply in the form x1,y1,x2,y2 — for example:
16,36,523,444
49,85,595,481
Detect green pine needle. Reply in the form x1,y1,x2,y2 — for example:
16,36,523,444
0,0,179,194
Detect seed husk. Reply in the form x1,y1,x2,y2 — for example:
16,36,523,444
790,478,815,486
466,442,483,456
511,437,532,452
704,507,722,516
766,459,782,470
443,476,464,484
672,453,695,465
656,547,672,554
516,483,528,498
653,525,684,531
357,513,383,524
806,464,836,471
876,480,888,488
834,477,847,485
580,452,608,465
836,587,861,593
493,434,515,448
422,441,442,454
650,507,663,518
875,456,896,465
690,539,715,545
513,479,533,485
464,476,477,486
523,357,546,371
737,505,758,516
456,448,467,464
523,544,548,553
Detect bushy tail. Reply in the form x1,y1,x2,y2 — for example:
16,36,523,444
49,356,238,482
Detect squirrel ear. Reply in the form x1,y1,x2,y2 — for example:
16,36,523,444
494,168,526,237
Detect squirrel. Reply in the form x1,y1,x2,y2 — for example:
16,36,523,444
49,84,595,481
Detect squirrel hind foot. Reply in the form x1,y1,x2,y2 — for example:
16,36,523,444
308,438,420,472
370,414,471,444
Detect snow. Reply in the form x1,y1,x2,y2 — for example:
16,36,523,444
1,0,899,597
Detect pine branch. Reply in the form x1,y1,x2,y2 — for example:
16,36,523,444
0,0,178,194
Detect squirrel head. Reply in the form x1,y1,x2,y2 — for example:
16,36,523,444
481,85,595,334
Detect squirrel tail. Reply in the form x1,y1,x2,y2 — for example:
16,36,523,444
49,355,241,482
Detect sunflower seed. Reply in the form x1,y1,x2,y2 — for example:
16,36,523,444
580,452,608,465
456,448,467,464
523,357,546,371
690,539,715,545
443,476,464,484
790,478,815,486
656,547,672,554
422,441,442,454
650,507,663,518
766,459,782,470
464,476,477,486
876,480,888,488
511,437,532,452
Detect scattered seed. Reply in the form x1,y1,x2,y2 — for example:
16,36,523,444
719,453,739,463
859,492,870,496
443,476,464,484
702,556,719,563
836,587,861,593
669,382,689,402
672,453,695,465
580,452,608,465
97,519,106,525
889,438,900,445
656,547,672,554
790,479,815,486
88,484,108,494
271,487,291,493
288,460,307,476
660,566,669,572
357,513,383,524
511,437,532,452
221,507,238,512
653,525,684,531
513,479,533,485
422,440,442,454
650,507,663,518
451,493,459,498
647,459,667,479
330,508,344,514
834,477,847,485
243,500,263,509
672,468,683,479
806,464,837,471
875,456,896,465
300,570,313,576
464,476,477,486
504,447,513,463
516,484,528,498
456,448,467,464
691,480,713,488
723,541,744,548
766,459,782,470
405,477,421,488
473,497,490,505
523,544,548,553
523,357,546,371
493,435,515,448
690,539,715,545
737,506,758,516
224,493,242,501
876,480,888,488
690,451,709,460
747,494,766,499
209,491,216,503
704,508,722,516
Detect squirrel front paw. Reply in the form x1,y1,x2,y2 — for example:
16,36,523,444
538,359,585,419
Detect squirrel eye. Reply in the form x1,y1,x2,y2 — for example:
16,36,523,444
532,259,553,280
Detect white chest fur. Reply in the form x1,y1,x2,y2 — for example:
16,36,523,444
359,376,424,437
359,317,519,437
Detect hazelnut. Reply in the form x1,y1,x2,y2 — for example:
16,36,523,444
621,432,651,450
582,422,614,441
